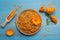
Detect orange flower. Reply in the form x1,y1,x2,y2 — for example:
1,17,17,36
46,7,55,14
32,16,41,25
39,6,44,12
50,15,57,24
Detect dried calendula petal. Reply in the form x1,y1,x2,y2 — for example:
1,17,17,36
45,7,56,14
7,10,16,20
50,15,57,24
6,29,14,36
32,16,41,25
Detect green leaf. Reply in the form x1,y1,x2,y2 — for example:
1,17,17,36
46,18,51,25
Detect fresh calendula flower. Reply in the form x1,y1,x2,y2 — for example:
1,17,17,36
45,7,56,14
39,6,45,12
31,16,41,25
50,15,57,24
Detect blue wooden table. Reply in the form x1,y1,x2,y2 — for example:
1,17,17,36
0,0,60,40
